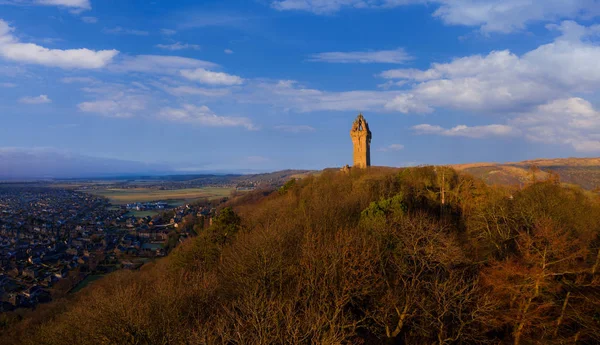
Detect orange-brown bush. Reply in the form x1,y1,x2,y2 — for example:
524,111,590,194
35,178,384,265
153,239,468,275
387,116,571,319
3,167,600,345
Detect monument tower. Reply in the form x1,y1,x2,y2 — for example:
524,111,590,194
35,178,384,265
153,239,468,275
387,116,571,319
350,113,371,168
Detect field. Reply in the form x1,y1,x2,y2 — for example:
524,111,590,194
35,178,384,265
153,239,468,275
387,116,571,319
83,187,235,205
125,210,162,218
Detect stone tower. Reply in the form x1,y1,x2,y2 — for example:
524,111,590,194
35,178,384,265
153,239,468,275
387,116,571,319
350,113,371,168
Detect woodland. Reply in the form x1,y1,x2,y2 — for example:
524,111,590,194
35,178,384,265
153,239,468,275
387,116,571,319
2,166,600,345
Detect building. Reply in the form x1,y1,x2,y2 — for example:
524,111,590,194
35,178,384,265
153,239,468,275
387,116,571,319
350,113,372,168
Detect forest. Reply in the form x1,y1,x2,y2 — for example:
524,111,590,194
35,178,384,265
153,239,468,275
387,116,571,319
2,166,600,344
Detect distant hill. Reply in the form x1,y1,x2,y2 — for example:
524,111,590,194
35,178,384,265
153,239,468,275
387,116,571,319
452,157,600,190
233,169,316,187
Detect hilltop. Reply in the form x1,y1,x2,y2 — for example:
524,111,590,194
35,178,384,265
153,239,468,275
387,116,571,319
2,166,600,345
452,157,600,190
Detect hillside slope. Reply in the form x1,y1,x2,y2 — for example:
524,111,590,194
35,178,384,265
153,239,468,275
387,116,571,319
3,167,600,345
453,157,600,190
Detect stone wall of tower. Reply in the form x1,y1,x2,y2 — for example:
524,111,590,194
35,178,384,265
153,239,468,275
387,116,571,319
350,114,371,168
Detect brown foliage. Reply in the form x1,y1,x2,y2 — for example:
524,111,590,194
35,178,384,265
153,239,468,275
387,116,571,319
4,167,600,345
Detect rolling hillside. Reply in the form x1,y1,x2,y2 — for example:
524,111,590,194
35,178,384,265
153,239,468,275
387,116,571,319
453,157,600,190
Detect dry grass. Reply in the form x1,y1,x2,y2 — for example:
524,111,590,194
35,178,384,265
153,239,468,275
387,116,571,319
514,157,600,167
451,162,499,170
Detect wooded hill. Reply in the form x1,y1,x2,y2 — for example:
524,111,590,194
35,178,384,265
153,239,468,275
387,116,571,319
2,166,600,344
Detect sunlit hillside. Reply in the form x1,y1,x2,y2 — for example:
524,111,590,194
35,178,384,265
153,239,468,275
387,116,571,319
2,166,600,345
453,157,600,190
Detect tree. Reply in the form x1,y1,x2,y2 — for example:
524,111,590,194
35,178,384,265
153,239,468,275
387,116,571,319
209,207,241,246
530,164,540,184
483,219,589,345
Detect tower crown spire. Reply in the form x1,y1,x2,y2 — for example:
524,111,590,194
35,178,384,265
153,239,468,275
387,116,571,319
354,114,368,131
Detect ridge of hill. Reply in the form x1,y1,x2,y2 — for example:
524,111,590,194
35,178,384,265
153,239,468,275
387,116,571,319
232,169,316,187
452,157,600,190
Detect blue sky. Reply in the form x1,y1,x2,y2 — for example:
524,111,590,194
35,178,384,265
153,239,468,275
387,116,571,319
1,0,600,177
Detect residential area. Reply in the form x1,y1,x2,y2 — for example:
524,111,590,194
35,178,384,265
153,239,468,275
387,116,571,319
0,185,217,312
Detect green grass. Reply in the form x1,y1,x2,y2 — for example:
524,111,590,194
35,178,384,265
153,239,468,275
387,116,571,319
82,187,234,205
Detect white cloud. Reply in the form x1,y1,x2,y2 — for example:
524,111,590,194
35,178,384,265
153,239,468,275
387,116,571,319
1,0,91,10
271,0,387,14
410,95,600,152
0,64,24,76
512,97,600,152
36,0,90,10
432,0,600,34
382,21,600,114
160,29,177,36
81,16,97,24
61,76,96,84
180,68,244,86
103,27,149,36
0,82,15,87
384,93,433,113
75,81,256,133
19,94,52,104
110,55,218,75
34,37,63,45
158,104,256,130
412,124,516,138
378,144,404,152
270,0,600,33
411,97,600,152
160,85,231,97
274,125,316,133
0,19,118,69
571,140,600,152
130,81,150,91
77,84,148,118
155,42,201,51
78,97,146,118
224,49,234,54
75,80,257,132
380,68,442,81
176,12,251,30
377,80,407,89
309,48,411,64
244,79,403,113
235,79,403,113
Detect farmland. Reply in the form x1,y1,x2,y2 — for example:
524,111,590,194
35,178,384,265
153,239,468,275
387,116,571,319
82,187,235,205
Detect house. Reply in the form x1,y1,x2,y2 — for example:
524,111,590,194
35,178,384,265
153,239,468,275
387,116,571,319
8,293,26,308
42,274,57,287
8,267,20,278
77,256,89,265
54,268,68,279
23,267,39,279
114,246,126,255
23,286,50,303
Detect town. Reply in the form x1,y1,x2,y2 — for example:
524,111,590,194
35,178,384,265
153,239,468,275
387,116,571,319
0,185,220,312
